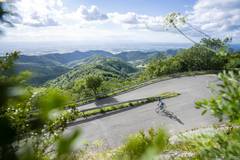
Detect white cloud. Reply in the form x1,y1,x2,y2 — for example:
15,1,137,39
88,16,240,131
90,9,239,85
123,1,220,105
109,12,139,24
3,1,189,43
14,0,165,32
4,0,240,43
107,1,240,41
108,12,166,32
188,0,240,37
75,5,108,21
13,0,108,27
14,0,63,27
139,15,165,31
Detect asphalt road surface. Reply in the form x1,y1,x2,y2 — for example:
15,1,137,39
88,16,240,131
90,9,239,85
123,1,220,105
66,74,219,148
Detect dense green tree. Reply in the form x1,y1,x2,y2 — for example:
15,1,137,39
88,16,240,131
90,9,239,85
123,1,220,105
225,54,240,70
200,38,225,51
144,41,230,78
73,78,92,99
85,75,103,97
176,46,227,71
145,57,181,78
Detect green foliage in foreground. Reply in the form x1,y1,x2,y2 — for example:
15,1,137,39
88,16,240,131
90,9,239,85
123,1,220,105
113,128,169,160
191,71,240,159
196,71,240,122
74,128,169,160
0,52,81,160
194,127,240,160
0,2,14,34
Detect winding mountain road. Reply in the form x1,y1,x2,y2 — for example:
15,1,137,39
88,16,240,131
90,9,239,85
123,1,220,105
65,74,219,148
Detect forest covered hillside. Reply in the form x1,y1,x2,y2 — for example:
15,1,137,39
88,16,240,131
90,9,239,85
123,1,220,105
11,50,173,85
46,56,138,89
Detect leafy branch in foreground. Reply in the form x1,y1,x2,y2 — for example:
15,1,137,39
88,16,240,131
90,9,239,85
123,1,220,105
0,2,16,34
192,71,240,159
196,71,240,123
113,128,169,160
0,52,81,160
73,128,169,160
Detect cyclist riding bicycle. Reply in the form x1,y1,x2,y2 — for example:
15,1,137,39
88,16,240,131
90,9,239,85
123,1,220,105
157,97,165,110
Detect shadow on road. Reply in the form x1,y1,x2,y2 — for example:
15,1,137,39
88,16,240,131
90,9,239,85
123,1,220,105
95,97,119,107
160,109,184,125
67,103,143,127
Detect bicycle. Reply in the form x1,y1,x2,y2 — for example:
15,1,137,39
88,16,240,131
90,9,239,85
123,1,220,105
155,104,165,113
155,101,184,125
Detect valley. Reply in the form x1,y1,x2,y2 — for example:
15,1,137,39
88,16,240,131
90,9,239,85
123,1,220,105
12,50,176,85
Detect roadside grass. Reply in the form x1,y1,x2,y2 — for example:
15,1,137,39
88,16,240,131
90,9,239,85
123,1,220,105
71,128,169,160
113,128,169,160
55,92,180,130
74,92,180,120
71,124,235,160
158,124,237,160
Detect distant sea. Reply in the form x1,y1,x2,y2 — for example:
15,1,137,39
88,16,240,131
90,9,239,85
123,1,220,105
1,42,240,56
0,42,193,55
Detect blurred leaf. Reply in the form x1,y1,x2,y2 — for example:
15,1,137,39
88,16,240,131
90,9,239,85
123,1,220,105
201,110,207,115
0,118,16,145
56,129,81,158
217,47,228,56
36,88,71,119
195,71,240,123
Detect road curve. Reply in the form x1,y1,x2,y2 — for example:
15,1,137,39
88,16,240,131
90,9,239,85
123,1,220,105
65,74,219,148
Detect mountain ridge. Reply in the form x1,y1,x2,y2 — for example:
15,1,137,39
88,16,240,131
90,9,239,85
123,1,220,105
46,56,138,89
12,49,179,85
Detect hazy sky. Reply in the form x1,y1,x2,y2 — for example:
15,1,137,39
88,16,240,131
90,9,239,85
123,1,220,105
1,0,240,44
